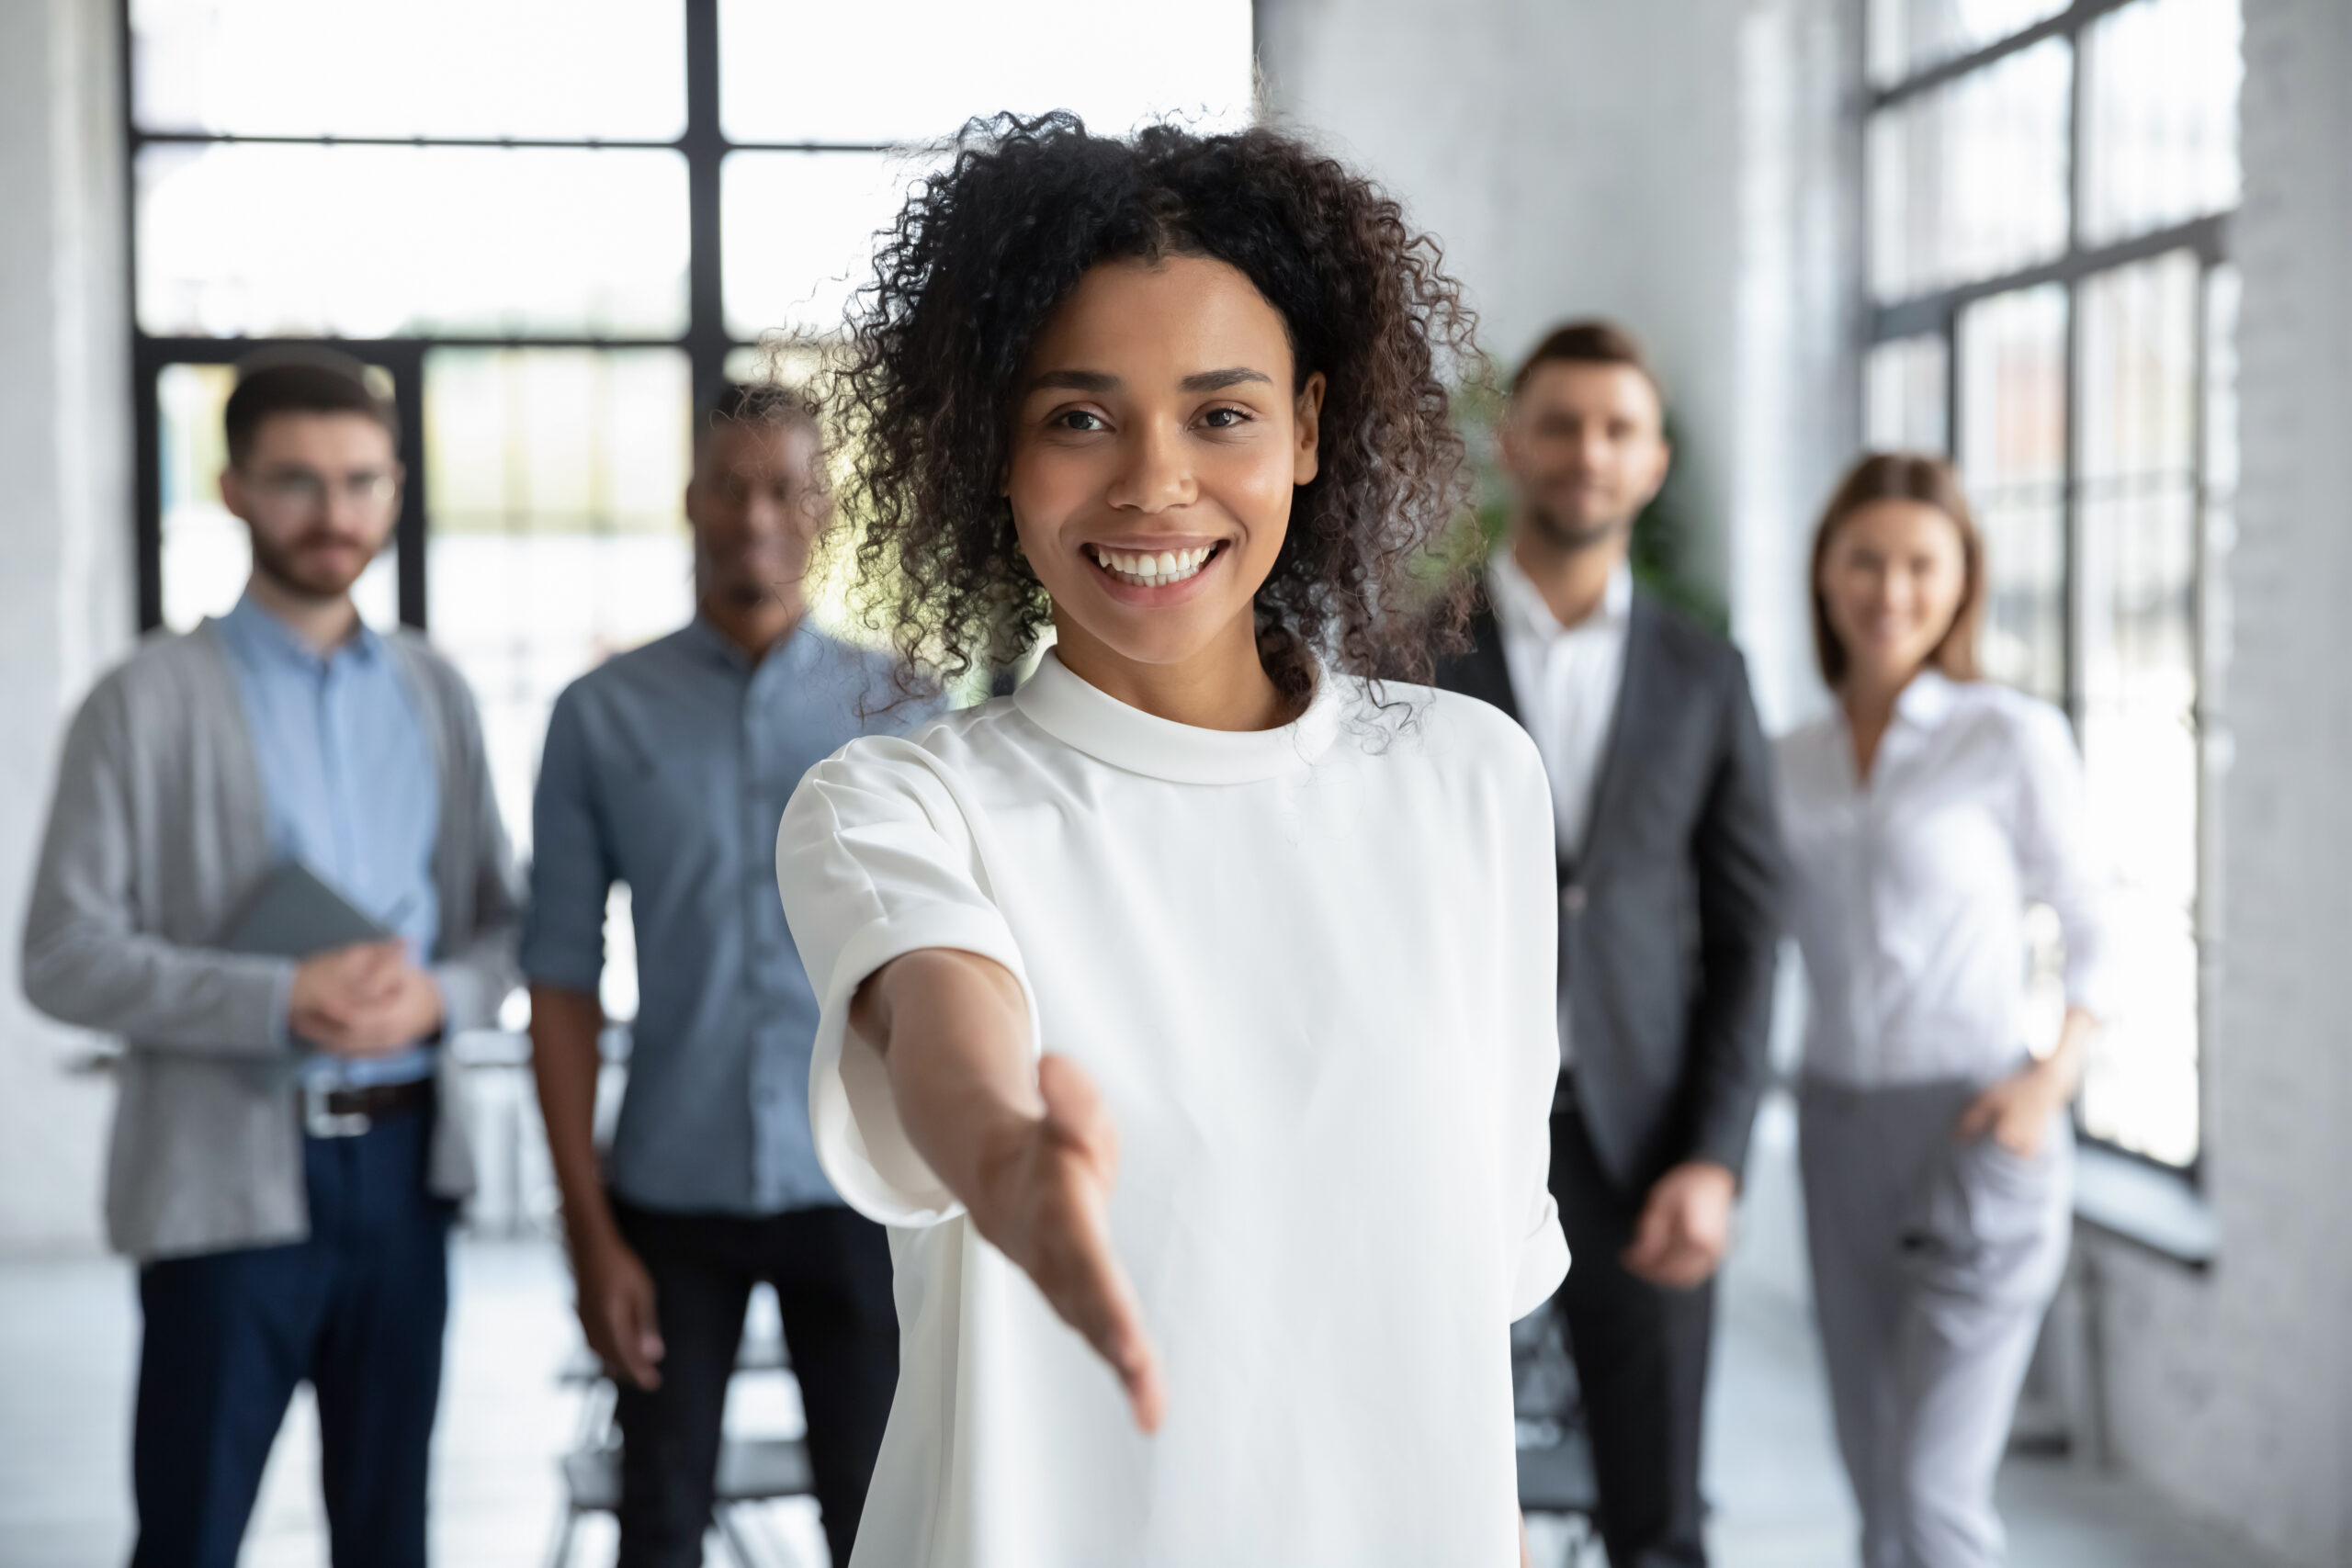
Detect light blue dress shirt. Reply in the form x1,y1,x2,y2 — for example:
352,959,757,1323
521,618,933,1215
215,592,441,1088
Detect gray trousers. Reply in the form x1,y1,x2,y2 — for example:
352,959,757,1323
1798,1076,2072,1568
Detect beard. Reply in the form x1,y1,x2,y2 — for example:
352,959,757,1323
248,525,382,601
707,571,777,610
1522,499,1633,555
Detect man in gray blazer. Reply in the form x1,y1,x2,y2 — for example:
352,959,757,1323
1436,321,1784,1568
21,356,518,1568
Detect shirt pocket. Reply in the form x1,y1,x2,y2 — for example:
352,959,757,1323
596,743,729,885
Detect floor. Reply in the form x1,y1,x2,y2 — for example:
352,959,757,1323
0,1098,2268,1568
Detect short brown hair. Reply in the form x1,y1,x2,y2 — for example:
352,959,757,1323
697,379,821,449
1510,318,1664,404
1809,452,1984,687
224,354,397,467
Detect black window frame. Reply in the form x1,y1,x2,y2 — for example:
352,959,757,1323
121,0,890,632
1865,0,2237,1179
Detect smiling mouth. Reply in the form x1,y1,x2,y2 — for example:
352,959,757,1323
1087,542,1225,589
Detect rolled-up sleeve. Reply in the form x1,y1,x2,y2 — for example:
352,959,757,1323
776,737,1038,1229
2013,705,2119,1021
519,685,612,996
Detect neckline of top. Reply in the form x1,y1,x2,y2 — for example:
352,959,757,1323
1486,548,1634,642
215,591,384,671
1012,648,1343,784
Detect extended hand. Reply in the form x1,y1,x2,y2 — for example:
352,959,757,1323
972,1053,1165,1433
1623,1159,1737,1289
1955,1061,2068,1158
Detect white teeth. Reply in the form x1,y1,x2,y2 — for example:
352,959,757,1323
1095,545,1216,587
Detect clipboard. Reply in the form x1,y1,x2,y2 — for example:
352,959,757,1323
220,863,390,959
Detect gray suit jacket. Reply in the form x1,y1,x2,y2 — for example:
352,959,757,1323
1436,592,1785,1194
20,619,521,1260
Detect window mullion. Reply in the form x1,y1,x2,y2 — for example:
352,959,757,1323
683,0,728,411
2062,24,2087,731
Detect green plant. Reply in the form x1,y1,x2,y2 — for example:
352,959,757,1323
1452,376,1726,634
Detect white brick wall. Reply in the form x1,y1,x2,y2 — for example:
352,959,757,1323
2083,2,2352,1562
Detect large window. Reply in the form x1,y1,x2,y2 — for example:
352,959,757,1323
1863,0,2240,1170
130,0,1256,1021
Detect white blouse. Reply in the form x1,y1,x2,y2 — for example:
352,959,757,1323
776,650,1568,1568
1774,671,2116,1088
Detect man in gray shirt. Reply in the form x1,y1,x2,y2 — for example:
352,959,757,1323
524,385,934,1567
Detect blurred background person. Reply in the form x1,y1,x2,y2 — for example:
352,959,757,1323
1437,321,1784,1568
524,384,932,1567
1775,454,2112,1568
18,355,519,1568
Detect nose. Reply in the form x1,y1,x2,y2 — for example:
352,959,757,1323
1103,419,1195,514
738,490,786,536
322,486,377,531
1568,425,1616,472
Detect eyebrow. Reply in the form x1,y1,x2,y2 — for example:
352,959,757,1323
1181,367,1273,392
1028,369,1119,394
1024,367,1275,395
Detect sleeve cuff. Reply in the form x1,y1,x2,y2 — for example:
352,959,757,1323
434,960,500,1036
1510,1195,1570,1321
808,906,1039,1229
267,959,299,1052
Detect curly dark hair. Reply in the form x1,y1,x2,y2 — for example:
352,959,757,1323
830,112,1480,708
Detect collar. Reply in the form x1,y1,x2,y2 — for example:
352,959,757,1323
1891,668,1960,731
1487,547,1634,643
1012,648,1343,785
217,589,382,671
684,613,816,675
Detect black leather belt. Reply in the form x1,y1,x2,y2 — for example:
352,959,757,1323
304,1077,434,1138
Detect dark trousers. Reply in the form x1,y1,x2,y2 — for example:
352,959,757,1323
131,1107,454,1568
1549,1103,1715,1568
609,1198,898,1568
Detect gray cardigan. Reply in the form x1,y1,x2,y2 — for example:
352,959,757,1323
20,619,522,1260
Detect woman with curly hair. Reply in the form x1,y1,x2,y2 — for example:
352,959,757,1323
775,113,1566,1563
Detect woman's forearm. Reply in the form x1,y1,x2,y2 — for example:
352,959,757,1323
2039,1004,2099,1099
850,947,1041,1213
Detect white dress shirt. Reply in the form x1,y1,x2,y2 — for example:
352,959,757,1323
1487,548,1634,859
1774,671,2117,1088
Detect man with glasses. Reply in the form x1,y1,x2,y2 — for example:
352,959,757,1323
526,385,932,1567
22,355,519,1568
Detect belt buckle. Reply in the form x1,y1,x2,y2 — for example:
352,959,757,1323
302,1079,373,1139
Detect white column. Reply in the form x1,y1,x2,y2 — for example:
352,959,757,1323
0,0,136,1256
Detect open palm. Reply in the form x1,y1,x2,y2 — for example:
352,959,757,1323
976,1053,1166,1432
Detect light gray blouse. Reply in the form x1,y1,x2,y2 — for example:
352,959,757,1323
1774,671,2116,1087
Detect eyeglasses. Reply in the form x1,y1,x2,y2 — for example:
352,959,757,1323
242,468,398,511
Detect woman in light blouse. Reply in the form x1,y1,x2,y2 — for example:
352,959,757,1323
1774,454,2113,1568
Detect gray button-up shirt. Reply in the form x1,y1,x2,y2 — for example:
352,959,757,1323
521,618,933,1214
